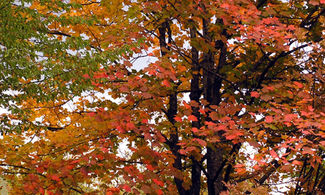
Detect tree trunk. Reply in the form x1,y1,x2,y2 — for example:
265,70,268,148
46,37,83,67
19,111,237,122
202,16,227,194
188,23,202,195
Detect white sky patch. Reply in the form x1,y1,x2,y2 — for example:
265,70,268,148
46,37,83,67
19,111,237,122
131,48,158,71
0,107,9,115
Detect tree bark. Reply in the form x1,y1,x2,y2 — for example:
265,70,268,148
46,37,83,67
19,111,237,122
188,22,202,195
201,17,227,194
158,21,188,195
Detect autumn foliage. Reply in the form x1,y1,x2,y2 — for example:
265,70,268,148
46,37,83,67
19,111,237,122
0,0,324,194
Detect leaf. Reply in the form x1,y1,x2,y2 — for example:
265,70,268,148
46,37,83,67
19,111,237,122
122,185,131,192
36,167,44,173
270,150,278,159
293,81,303,88
215,124,227,131
174,116,182,122
251,91,260,98
87,112,96,117
50,175,60,182
265,116,273,123
320,141,325,146
194,138,207,147
162,79,171,87
209,111,219,120
192,127,199,133
188,115,198,122
147,165,155,171
292,160,303,166
153,179,164,187
179,149,186,155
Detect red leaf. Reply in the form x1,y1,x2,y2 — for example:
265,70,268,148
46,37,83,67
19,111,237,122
87,112,96,117
153,179,164,187
186,146,197,153
190,100,199,107
215,124,227,131
265,116,273,123
302,147,314,155
194,138,206,146
66,164,75,170
94,72,108,79
188,115,198,121
199,109,205,114
270,150,278,159
320,141,325,146
106,188,120,195
141,119,148,124
162,79,170,87
265,86,275,91
179,149,186,155
126,122,135,130
205,121,216,126
225,134,237,140
50,175,60,182
83,73,90,79
174,116,182,122
209,112,219,120
80,167,88,176
293,81,303,88
251,91,260,98
284,114,296,122
183,102,191,109
147,164,155,171
39,188,45,194
122,184,131,192
117,126,125,133
192,127,199,133
36,166,44,173
292,160,303,166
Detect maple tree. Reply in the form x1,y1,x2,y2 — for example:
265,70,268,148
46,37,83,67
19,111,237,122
0,0,325,194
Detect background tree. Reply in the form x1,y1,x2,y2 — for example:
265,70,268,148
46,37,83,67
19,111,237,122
0,0,324,194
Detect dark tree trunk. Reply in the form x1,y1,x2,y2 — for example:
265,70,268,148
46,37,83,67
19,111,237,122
158,21,188,195
188,23,202,195
201,16,227,194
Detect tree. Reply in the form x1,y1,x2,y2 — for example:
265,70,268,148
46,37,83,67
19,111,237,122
0,0,324,194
